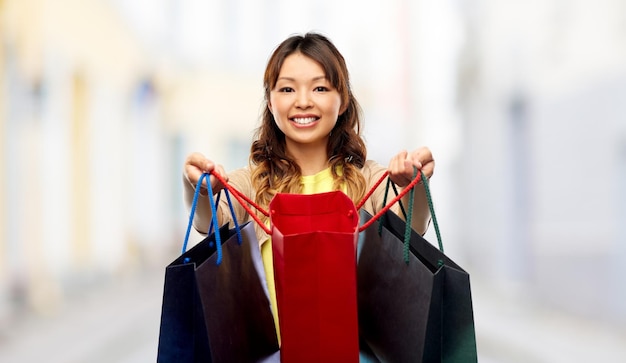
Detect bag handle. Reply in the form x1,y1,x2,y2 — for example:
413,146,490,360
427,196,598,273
208,170,273,234
385,172,416,264
420,171,443,254
386,169,442,250
204,168,442,247
357,170,422,233
361,169,443,264
182,173,242,265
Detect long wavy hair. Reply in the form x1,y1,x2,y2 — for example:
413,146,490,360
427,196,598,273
249,32,367,214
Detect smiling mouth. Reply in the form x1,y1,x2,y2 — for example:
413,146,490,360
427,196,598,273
291,117,319,125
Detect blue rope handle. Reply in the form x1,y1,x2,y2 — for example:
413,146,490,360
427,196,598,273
207,190,241,245
207,192,222,236
224,189,242,245
181,173,225,265
182,173,209,254
206,178,222,264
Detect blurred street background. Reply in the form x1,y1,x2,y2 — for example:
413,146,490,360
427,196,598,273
1,0,625,361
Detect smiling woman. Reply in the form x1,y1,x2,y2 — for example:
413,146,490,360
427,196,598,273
181,31,436,357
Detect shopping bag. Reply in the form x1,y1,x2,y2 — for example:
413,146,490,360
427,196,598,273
270,191,360,363
156,223,235,363
195,219,279,362
356,174,478,363
157,174,279,362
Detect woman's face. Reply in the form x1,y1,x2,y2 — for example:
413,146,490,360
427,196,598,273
269,52,343,153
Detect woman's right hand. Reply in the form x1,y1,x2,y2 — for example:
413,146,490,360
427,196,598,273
183,152,228,195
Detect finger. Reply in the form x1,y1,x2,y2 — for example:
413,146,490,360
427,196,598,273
210,164,229,190
420,159,435,179
408,147,434,178
387,150,415,187
184,152,216,188
389,150,408,172
404,158,422,171
188,152,215,173
409,147,431,164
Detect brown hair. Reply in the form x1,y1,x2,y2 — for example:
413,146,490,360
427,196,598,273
250,32,367,213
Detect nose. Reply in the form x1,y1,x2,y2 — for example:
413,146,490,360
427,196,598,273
295,91,312,109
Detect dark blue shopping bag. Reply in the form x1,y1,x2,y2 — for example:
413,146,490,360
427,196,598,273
156,174,278,362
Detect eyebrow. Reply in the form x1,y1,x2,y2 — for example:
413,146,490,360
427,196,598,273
276,76,327,82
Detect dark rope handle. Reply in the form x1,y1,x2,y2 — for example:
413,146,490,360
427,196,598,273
358,170,422,233
380,170,443,253
421,171,443,253
375,169,416,263
419,171,444,267
363,168,444,263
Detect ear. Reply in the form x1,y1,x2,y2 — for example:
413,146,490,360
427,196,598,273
339,102,349,116
339,94,351,115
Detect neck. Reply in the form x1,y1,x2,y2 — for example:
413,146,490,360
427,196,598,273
286,141,329,176
299,158,330,176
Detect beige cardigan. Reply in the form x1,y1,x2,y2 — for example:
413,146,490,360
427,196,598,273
183,160,431,245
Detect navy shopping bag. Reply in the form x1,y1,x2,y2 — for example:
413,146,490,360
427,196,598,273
156,174,278,362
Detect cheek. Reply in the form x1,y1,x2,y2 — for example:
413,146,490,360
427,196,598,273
268,96,285,117
332,97,343,116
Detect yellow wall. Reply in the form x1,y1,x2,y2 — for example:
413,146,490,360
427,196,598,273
0,0,154,314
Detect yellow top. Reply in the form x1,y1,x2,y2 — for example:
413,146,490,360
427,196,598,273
260,167,343,344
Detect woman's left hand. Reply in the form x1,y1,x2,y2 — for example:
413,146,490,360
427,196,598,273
388,147,435,187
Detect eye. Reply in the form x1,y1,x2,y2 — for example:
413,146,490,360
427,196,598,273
278,87,294,93
314,86,329,92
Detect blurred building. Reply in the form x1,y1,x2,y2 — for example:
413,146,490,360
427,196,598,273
0,0,465,336
0,0,180,325
453,0,626,325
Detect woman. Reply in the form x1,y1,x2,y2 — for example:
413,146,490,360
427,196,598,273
183,31,435,338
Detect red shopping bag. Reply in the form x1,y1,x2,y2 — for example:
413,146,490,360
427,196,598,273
269,191,360,363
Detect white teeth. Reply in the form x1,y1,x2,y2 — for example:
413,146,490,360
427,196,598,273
292,117,317,125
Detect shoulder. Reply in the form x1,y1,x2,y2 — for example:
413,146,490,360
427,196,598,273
360,160,387,180
229,166,252,178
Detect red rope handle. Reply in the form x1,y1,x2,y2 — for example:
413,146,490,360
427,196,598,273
209,170,272,234
208,168,420,235
357,169,422,232
355,170,389,210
